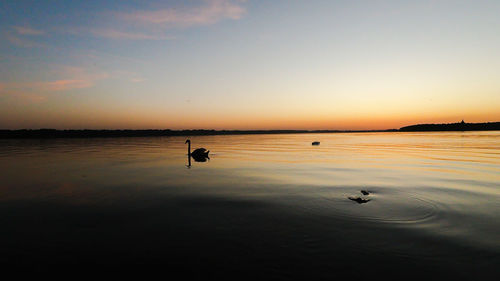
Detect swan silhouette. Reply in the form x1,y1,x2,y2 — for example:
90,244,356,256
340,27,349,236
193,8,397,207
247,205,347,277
185,139,209,160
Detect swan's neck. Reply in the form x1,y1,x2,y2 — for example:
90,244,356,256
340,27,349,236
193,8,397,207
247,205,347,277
187,142,191,155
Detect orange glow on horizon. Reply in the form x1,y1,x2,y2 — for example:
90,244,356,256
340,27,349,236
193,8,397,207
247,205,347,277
2,107,497,130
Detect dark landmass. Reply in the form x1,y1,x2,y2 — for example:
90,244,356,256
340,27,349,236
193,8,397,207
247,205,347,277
399,121,500,132
0,128,396,139
1,121,498,138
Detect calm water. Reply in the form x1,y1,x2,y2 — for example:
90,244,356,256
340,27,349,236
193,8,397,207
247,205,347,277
1,132,499,278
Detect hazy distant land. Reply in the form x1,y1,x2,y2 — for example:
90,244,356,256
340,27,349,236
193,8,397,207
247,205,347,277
0,129,394,138
399,121,500,132
1,121,499,138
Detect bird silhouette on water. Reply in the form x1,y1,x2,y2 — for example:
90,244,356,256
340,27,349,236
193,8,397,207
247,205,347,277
348,196,371,204
185,139,209,162
348,190,372,204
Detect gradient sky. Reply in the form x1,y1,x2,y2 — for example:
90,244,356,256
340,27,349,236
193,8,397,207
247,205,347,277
1,0,499,130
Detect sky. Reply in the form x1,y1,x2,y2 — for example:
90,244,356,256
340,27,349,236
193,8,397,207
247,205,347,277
1,0,499,130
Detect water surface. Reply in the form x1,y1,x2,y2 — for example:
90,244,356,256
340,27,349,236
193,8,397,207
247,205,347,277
1,132,499,278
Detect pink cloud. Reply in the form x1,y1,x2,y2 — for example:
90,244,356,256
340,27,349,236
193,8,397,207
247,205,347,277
90,28,171,40
0,87,47,103
131,78,146,83
0,65,109,102
119,0,246,27
39,80,93,91
53,66,109,85
4,26,45,48
12,26,44,35
5,33,44,48
18,92,47,103
38,66,109,91
54,26,170,41
51,1,245,41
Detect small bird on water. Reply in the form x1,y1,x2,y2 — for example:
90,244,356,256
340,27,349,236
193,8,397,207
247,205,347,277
348,197,371,204
185,139,209,158
348,190,371,204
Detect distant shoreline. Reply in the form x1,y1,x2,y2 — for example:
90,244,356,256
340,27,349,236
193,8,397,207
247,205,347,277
0,129,396,139
1,122,499,138
399,121,500,132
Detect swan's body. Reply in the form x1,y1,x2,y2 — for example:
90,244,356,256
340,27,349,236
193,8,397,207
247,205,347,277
186,140,209,158
191,147,209,158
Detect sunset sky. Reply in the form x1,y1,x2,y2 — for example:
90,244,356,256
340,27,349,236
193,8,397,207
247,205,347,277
1,0,499,130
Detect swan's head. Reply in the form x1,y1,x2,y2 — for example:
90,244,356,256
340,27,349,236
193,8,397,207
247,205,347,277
185,139,191,144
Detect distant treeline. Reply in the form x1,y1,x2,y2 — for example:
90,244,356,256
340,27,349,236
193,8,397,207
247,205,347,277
1,122,498,138
399,121,500,132
0,129,394,139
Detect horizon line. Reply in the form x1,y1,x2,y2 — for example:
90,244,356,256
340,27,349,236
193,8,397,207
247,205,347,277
2,120,500,132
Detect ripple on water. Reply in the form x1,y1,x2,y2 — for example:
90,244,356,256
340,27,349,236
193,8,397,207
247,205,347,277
302,185,500,251
308,187,442,226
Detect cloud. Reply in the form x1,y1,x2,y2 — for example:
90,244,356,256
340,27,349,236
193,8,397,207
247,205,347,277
12,26,44,36
131,78,146,83
0,66,109,103
43,66,109,90
5,26,45,48
90,28,171,40
55,26,171,41
118,0,246,27
16,92,47,103
38,79,93,91
0,85,46,103
105,69,147,83
5,32,45,48
48,1,245,41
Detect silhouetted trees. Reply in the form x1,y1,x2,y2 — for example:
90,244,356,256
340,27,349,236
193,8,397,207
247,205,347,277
399,121,500,132
1,121,498,139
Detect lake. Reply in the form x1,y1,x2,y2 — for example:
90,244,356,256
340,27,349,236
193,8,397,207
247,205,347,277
1,132,499,279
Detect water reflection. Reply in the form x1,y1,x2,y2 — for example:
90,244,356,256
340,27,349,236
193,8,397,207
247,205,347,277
0,132,499,278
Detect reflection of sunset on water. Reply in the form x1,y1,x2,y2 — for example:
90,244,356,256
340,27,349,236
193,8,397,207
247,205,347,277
1,132,499,278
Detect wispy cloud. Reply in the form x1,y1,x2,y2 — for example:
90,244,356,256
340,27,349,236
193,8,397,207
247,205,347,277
118,0,246,27
5,26,45,48
5,33,45,48
12,26,44,36
90,28,171,40
0,65,109,103
38,79,93,91
0,83,46,103
43,66,109,91
55,26,170,41
131,78,146,83
47,1,246,41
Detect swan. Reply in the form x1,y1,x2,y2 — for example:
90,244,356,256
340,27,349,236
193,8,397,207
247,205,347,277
185,139,209,158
